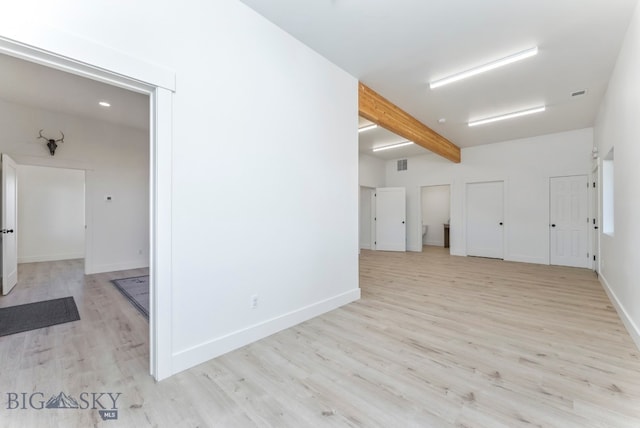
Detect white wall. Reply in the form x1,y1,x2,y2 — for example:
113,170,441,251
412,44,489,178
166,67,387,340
0,99,149,273
359,153,386,188
17,165,85,263
0,0,360,377
594,1,640,348
386,128,593,262
421,185,450,246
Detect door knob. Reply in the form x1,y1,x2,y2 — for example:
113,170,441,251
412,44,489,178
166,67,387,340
499,222,503,226
551,224,556,228
402,221,405,224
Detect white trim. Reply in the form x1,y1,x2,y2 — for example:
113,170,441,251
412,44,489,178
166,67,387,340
18,254,84,264
505,255,546,265
150,87,173,381
0,31,174,91
599,273,640,351
171,289,361,375
0,36,175,381
87,261,150,275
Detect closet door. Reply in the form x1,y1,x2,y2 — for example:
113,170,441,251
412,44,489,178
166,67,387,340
466,181,504,259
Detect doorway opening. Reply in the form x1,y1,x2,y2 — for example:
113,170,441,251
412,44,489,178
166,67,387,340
420,184,451,252
0,35,173,380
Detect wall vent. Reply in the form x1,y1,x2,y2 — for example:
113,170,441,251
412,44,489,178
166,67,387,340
571,89,587,97
397,159,408,171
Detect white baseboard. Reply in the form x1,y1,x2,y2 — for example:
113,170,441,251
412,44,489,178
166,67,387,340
505,255,547,265
18,253,85,264
171,288,361,375
600,273,640,351
87,260,150,274
425,240,444,247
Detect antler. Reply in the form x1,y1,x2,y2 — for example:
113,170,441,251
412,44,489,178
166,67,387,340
38,129,46,140
55,131,64,143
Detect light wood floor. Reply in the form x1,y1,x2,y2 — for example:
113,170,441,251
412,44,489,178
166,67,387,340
1,250,640,427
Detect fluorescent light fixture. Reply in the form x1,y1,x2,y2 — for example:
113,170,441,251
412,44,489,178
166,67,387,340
99,101,111,107
430,46,538,89
358,124,378,133
372,141,414,152
468,105,546,127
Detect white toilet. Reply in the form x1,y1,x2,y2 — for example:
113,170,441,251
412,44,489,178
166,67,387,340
422,224,428,245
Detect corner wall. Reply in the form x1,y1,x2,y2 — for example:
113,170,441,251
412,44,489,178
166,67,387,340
594,1,640,348
0,0,361,376
386,128,593,261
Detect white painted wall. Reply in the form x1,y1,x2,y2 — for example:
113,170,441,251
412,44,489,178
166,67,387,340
17,165,85,263
0,99,149,274
0,0,360,376
359,153,386,188
594,1,640,348
386,128,593,263
421,185,450,246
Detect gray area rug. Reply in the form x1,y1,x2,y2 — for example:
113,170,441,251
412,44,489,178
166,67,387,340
0,297,80,337
111,276,149,319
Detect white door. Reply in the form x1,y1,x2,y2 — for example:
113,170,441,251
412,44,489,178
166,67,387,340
591,171,599,271
359,187,375,250
466,181,504,258
1,153,18,294
375,187,406,251
550,175,589,268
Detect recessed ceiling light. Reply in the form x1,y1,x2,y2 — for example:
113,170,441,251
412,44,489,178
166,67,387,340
430,46,539,89
99,101,111,107
358,124,378,133
468,106,546,127
372,141,414,152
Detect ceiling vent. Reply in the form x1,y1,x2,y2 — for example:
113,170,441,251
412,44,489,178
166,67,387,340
397,159,408,171
571,89,587,97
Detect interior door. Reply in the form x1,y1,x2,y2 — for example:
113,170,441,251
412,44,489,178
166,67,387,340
1,153,18,294
591,170,599,271
550,175,589,268
375,187,406,251
359,187,375,250
466,181,504,258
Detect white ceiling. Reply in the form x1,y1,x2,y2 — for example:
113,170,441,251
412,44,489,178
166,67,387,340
0,53,149,131
239,0,638,159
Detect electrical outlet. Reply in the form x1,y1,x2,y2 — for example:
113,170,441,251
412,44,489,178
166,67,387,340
250,295,258,309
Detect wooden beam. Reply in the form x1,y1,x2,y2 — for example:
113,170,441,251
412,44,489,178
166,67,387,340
358,82,461,163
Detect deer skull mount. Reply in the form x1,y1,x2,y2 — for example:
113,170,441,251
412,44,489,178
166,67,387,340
38,129,65,156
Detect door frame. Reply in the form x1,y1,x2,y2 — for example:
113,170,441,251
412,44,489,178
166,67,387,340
419,183,452,250
0,34,174,380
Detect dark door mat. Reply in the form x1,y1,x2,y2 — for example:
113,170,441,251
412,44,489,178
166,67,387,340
0,296,80,337
111,276,149,319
